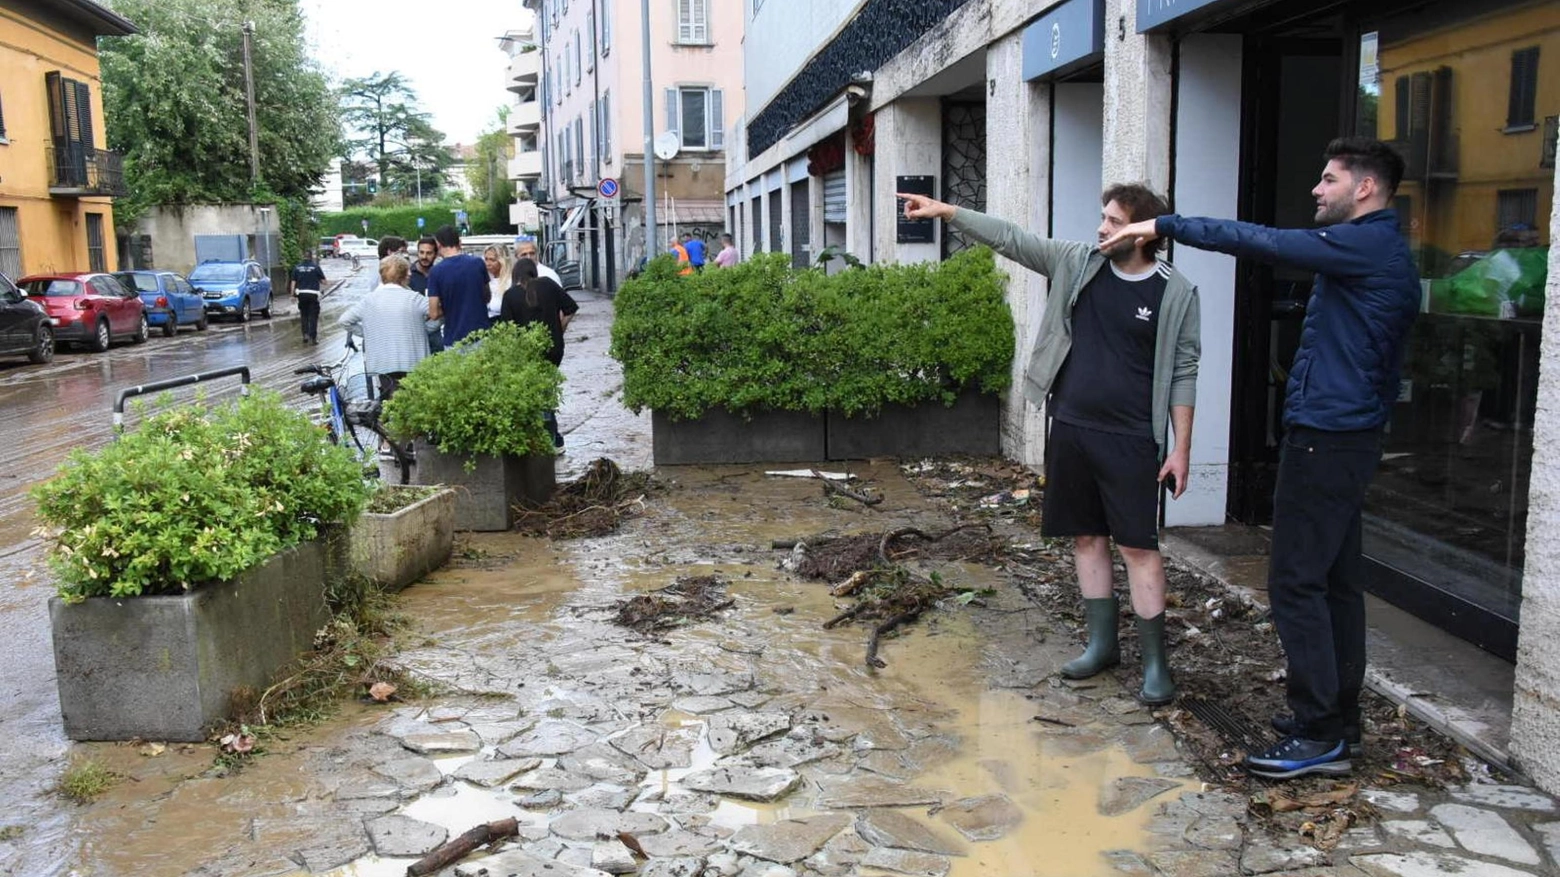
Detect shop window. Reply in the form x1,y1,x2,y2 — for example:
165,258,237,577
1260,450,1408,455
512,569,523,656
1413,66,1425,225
677,0,710,45
1354,10,1552,634
1506,46,1538,130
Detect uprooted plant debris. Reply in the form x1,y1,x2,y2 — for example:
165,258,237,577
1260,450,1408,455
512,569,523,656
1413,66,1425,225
514,457,656,539
612,575,735,634
789,525,1000,669
900,457,1044,522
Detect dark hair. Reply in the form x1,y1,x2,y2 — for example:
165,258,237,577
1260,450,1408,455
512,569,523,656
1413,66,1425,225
1323,137,1405,198
1101,183,1172,257
433,225,460,249
512,257,540,308
377,235,406,259
416,235,437,250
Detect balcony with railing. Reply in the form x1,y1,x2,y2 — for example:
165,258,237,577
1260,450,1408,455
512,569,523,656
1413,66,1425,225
508,151,543,180
509,100,542,135
47,145,127,197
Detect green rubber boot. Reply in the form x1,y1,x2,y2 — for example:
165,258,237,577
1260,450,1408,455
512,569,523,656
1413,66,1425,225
1061,597,1121,679
1137,612,1176,705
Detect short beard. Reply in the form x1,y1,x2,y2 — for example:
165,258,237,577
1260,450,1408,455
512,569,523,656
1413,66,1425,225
1101,240,1140,264
1315,196,1354,226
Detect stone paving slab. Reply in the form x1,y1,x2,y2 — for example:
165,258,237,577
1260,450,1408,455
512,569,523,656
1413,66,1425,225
365,814,448,857
1428,803,1541,865
729,814,852,864
1351,851,1540,877
453,849,613,877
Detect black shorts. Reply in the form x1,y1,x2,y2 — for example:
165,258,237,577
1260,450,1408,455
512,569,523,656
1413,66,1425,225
1042,420,1160,550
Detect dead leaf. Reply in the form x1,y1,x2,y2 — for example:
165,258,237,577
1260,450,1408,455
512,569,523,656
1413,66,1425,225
369,682,397,703
616,831,647,858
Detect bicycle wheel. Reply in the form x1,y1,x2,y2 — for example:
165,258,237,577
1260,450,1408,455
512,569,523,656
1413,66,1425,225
366,422,413,485
342,419,383,477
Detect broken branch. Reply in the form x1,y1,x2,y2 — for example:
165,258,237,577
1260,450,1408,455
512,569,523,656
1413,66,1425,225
816,470,883,507
406,817,520,876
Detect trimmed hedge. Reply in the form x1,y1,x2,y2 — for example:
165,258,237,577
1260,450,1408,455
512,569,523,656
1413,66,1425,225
610,249,1014,420
319,203,509,240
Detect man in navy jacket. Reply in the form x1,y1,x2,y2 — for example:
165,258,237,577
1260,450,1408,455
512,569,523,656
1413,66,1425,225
1104,138,1420,780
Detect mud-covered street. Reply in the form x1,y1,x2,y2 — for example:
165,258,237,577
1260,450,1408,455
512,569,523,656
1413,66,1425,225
4,274,1560,877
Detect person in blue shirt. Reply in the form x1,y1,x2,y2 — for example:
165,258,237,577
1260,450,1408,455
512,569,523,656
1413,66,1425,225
425,226,491,346
681,232,707,270
1105,137,1420,781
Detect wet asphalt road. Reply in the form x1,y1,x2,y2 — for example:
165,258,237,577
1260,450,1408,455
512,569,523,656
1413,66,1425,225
0,258,645,876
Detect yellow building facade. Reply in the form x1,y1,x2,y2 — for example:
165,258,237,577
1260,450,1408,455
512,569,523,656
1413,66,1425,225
1376,1,1558,261
0,0,136,280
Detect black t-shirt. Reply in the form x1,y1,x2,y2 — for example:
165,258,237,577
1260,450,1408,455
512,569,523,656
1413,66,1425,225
1050,262,1169,437
498,277,579,366
291,262,326,292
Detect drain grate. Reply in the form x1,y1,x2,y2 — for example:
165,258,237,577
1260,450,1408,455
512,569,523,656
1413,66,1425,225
1182,696,1277,754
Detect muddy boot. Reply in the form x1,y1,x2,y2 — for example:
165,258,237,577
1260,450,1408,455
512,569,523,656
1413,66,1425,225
1137,612,1175,705
1061,597,1120,679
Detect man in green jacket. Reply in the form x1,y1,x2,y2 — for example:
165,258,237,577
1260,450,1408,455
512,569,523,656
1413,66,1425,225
899,184,1200,705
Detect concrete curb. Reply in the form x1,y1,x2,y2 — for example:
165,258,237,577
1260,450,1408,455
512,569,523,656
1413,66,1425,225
1159,531,1516,773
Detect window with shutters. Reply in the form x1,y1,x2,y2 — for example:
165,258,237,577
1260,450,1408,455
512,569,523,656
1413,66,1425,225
586,12,595,70
0,88,8,141
588,100,597,172
1506,46,1539,130
601,90,612,158
676,0,710,45
574,117,585,182
86,213,106,273
601,2,611,54
0,207,21,278
556,55,565,101
573,30,582,84
1496,189,1538,233
665,87,724,151
45,72,97,187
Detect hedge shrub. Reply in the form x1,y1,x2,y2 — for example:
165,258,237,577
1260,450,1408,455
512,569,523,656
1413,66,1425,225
319,203,507,240
383,322,563,460
32,391,372,601
610,248,1014,420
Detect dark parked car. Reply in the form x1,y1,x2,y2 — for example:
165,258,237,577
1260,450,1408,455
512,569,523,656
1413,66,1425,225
114,270,208,336
0,270,53,364
18,272,147,352
190,260,273,323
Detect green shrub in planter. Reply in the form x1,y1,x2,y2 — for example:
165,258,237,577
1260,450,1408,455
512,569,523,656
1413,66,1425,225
382,321,563,461
610,248,1014,420
32,391,372,601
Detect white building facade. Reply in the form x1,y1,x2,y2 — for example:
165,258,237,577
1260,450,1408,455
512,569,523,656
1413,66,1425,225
728,0,1560,793
520,0,743,292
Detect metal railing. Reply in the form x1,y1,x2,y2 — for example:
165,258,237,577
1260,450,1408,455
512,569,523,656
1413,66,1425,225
46,145,128,197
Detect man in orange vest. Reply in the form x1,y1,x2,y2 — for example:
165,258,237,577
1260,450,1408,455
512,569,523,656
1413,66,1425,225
668,236,694,276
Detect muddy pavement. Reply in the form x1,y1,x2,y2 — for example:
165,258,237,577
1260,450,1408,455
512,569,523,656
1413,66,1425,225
13,281,1560,877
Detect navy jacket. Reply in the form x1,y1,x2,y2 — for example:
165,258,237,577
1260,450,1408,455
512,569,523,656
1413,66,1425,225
1156,210,1420,432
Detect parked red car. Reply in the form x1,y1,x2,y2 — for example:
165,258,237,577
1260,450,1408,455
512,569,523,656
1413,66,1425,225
18,272,148,352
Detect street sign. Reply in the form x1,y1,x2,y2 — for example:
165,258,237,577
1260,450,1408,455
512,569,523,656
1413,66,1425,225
416,216,425,229
597,177,620,200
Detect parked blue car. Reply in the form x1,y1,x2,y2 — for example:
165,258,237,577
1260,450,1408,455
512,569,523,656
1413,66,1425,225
190,260,272,323
113,270,208,336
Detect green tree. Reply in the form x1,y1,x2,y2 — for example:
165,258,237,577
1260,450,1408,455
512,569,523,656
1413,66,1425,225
467,107,517,226
339,72,452,197
100,0,339,220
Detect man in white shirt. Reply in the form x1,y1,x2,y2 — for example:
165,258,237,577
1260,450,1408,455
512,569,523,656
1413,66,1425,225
516,239,562,285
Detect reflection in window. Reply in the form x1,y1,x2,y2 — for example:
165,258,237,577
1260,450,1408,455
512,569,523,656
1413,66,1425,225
1354,8,1554,624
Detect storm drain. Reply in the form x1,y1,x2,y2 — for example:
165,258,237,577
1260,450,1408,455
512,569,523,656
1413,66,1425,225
1182,696,1277,753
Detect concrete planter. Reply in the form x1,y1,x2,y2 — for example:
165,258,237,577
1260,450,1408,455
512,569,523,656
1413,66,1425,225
48,540,331,742
411,439,555,531
651,391,999,464
825,391,1002,460
652,407,827,465
349,486,457,591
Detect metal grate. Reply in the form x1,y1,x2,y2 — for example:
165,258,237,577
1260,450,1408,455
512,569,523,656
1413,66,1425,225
1183,696,1276,753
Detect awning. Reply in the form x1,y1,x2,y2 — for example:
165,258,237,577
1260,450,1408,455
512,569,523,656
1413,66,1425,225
559,203,588,234
656,200,727,226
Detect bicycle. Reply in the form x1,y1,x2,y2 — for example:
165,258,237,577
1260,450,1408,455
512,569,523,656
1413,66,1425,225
295,347,412,484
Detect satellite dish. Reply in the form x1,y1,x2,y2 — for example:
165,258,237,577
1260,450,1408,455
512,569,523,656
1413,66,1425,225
654,131,681,161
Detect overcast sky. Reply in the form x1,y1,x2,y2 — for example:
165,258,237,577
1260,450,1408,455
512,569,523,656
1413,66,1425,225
298,0,532,146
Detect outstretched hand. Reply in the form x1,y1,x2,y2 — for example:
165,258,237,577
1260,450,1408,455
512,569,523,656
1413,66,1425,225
896,192,956,221
1100,219,1160,254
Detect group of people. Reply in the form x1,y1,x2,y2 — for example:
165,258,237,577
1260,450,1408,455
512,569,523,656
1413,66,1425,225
667,231,739,274
900,135,1420,782
294,227,578,450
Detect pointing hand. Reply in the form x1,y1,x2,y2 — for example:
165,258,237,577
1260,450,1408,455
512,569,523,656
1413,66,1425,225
896,193,956,221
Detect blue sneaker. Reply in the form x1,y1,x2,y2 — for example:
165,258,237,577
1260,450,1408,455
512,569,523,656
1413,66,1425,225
1245,736,1352,779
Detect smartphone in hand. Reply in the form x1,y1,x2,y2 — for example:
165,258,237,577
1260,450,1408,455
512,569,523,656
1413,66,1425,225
1163,473,1178,496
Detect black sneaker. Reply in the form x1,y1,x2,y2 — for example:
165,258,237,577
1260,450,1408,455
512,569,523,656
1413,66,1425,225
1245,736,1352,779
1272,713,1364,758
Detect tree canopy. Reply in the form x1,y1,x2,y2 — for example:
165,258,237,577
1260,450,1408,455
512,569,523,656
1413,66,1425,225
339,71,452,200
100,0,339,218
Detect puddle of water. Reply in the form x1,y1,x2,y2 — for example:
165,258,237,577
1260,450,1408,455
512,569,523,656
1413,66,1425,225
400,781,546,836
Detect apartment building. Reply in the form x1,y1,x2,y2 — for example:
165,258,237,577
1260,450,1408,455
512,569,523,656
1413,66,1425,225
519,0,743,291
726,0,1560,794
0,0,136,278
